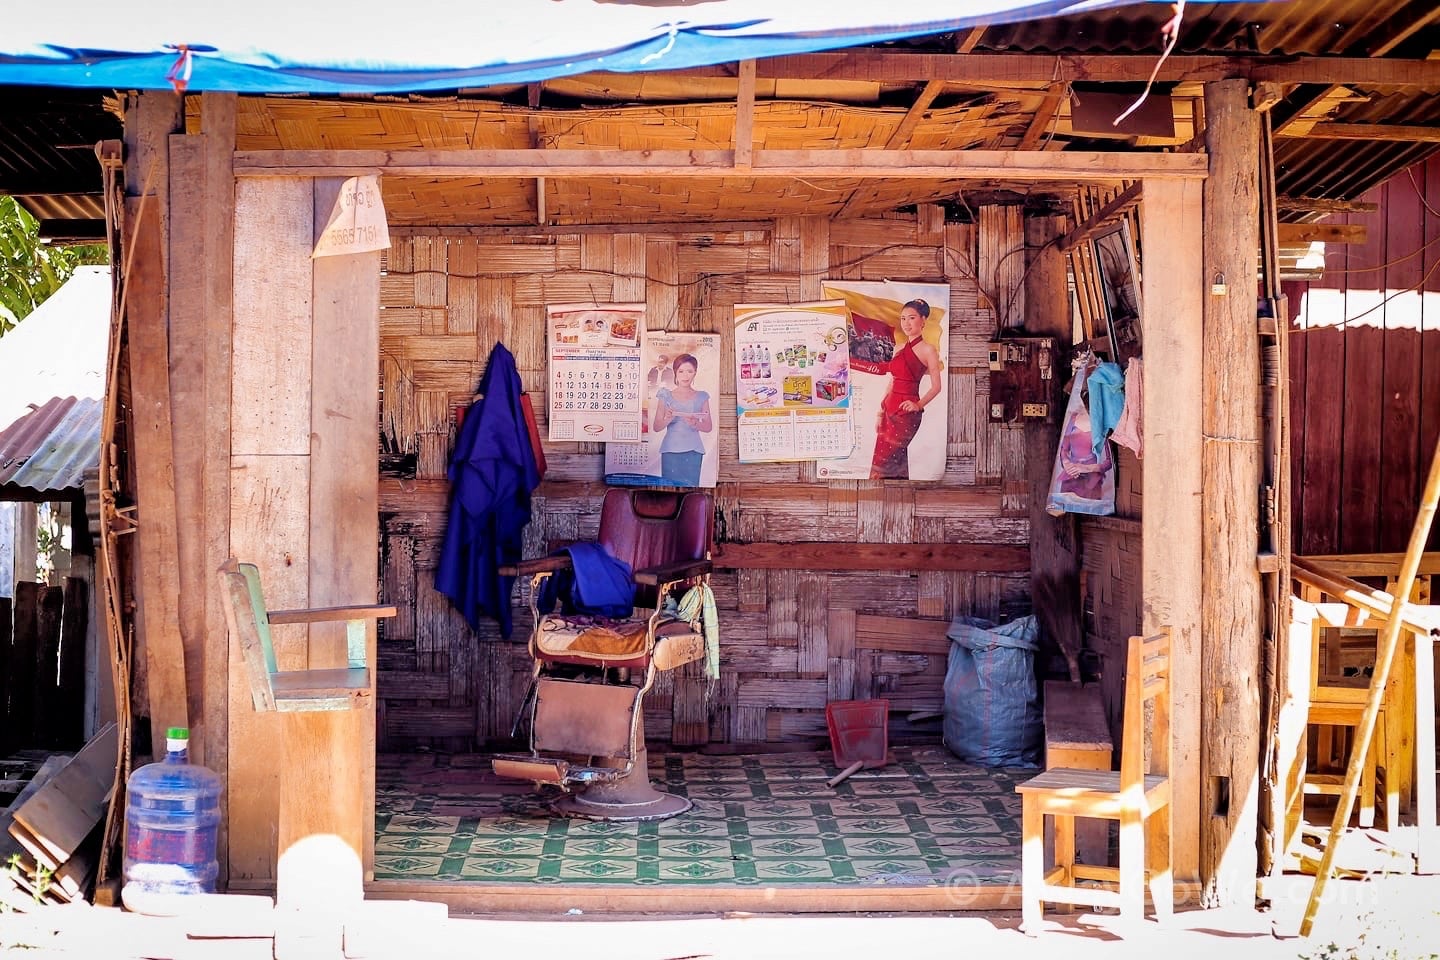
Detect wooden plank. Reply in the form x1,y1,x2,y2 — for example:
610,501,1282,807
1017,82,1065,150
11,722,119,869
234,148,1210,182
1199,79,1263,906
58,580,88,749
232,177,313,456
744,51,1440,87
227,455,309,885
0,595,9,755
734,60,755,169
1340,189,1387,552
8,582,40,750
1139,175,1204,884
711,541,1028,571
1295,281,1344,555
125,188,191,745
0,754,68,865
1282,122,1440,144
1275,222,1368,245
1057,183,1142,252
168,133,210,752
284,177,384,906
1379,175,1424,553
201,93,237,878
32,583,64,748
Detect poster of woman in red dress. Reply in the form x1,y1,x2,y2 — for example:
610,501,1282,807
817,280,950,481
867,299,944,479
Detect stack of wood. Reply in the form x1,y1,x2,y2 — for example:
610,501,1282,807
1,722,118,909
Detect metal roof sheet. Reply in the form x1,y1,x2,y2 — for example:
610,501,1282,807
0,395,101,496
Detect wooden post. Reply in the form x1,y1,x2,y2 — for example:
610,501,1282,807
1200,77,1263,908
1023,213,1084,682
201,90,237,885
1139,177,1204,885
123,90,190,754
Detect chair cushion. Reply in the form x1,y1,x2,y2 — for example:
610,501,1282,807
536,614,650,667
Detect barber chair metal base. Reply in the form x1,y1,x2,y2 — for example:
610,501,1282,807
551,745,692,822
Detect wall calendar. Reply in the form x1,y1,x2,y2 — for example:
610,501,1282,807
732,300,853,463
546,303,645,443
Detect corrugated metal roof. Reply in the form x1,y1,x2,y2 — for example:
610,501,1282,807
0,396,101,496
976,1,1440,57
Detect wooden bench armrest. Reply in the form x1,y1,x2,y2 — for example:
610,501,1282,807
500,556,573,577
634,558,711,586
266,604,397,625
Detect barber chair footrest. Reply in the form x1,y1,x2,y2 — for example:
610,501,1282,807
492,755,626,787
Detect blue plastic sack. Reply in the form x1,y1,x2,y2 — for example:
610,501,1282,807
943,615,1043,767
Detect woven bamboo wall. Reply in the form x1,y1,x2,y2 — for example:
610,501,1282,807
375,208,1034,751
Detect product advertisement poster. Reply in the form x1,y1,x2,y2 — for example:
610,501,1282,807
545,302,645,444
817,280,950,480
732,301,853,463
604,331,721,488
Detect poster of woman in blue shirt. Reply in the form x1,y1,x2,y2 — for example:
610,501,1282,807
604,332,721,488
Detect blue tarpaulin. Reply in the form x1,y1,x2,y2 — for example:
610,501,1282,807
0,1,1242,93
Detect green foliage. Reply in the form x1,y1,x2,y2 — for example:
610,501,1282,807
0,196,108,337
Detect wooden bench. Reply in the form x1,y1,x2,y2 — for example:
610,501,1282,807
1043,679,1114,866
219,559,396,712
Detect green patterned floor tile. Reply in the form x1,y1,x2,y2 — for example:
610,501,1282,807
461,856,543,879
558,858,638,881
385,813,462,834
374,854,445,878
657,859,739,881
655,836,734,858
375,834,454,855
749,836,827,858
466,835,548,856
750,859,836,881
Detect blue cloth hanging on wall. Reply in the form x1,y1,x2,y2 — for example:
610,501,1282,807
1085,361,1126,458
436,343,541,638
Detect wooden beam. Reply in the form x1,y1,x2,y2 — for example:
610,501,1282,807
1017,82,1065,150
1281,121,1440,143
711,541,1029,572
734,59,756,170
1276,222,1367,244
1140,175,1205,886
885,79,948,150
1057,182,1142,251
235,148,1209,181
388,220,773,238
1276,195,1378,215
714,52,1440,87
838,78,948,216
955,26,987,54
1200,78,1263,908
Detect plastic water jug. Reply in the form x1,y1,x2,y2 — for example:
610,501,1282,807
121,727,221,912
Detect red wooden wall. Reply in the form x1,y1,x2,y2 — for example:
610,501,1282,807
1288,154,1440,556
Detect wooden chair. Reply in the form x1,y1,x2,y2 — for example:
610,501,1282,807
219,558,397,712
1015,628,1173,933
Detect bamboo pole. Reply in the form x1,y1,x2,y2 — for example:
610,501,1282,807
1300,428,1440,937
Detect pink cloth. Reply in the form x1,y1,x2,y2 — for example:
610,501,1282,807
1110,357,1144,458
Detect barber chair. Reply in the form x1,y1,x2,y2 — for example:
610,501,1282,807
492,488,714,821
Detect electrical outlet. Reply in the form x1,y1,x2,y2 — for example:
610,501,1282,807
1022,402,1048,418
990,403,1005,420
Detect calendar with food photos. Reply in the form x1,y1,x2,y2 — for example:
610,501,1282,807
546,303,645,443
732,300,853,463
